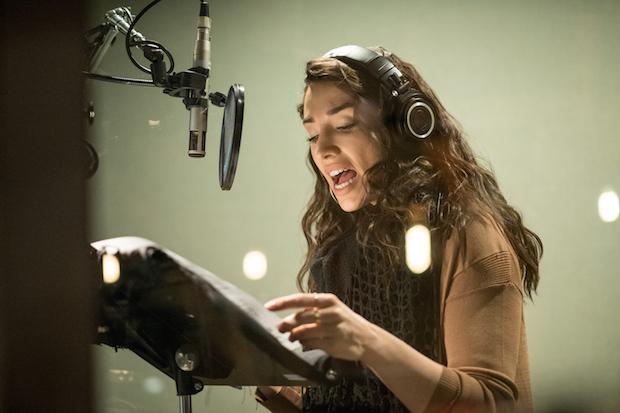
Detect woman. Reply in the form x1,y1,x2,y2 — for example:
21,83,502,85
255,45,542,413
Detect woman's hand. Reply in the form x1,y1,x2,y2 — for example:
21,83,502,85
265,293,377,361
255,385,282,401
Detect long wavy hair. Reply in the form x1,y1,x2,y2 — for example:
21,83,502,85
296,47,543,299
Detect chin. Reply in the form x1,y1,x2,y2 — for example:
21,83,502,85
337,196,364,212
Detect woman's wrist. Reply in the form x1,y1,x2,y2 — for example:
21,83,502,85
359,321,382,368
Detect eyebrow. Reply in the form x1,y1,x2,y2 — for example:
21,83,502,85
302,101,354,124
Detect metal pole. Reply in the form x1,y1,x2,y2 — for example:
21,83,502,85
178,395,192,413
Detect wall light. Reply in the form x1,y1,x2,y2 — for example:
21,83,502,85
243,250,267,280
405,224,431,274
598,190,619,223
102,247,121,284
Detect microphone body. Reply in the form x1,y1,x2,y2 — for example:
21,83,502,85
187,1,211,158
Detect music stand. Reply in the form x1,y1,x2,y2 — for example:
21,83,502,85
90,237,362,413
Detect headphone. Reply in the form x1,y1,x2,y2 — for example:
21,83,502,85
323,45,436,140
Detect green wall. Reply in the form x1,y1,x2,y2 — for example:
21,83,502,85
87,1,620,411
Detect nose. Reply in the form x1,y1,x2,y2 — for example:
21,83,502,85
315,127,339,159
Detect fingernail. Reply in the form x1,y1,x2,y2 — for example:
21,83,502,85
264,300,276,309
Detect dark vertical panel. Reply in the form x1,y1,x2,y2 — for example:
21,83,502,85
0,1,93,412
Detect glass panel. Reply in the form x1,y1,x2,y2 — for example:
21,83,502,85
86,1,620,412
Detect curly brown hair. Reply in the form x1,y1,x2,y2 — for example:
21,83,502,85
296,46,543,299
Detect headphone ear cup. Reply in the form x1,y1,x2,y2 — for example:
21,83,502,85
397,91,436,140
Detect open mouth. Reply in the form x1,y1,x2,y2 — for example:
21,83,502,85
330,168,358,190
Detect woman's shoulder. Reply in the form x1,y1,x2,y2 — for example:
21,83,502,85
438,210,525,301
441,210,518,279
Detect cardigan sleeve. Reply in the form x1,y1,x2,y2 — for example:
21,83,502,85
426,249,525,413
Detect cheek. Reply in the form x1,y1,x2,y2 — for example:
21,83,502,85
309,145,318,159
309,149,324,177
369,139,385,165
357,138,384,169
309,148,320,167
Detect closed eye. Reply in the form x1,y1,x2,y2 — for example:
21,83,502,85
306,122,356,144
337,122,356,131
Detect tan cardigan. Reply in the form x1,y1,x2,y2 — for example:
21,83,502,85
256,215,533,413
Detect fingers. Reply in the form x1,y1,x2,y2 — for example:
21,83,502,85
265,293,347,355
298,337,330,350
256,386,282,399
265,293,337,311
278,308,340,333
287,322,330,342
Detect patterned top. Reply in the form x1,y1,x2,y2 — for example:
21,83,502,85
302,229,442,413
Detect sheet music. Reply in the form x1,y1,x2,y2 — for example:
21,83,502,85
93,236,303,353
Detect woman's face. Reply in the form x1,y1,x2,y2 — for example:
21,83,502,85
302,81,384,212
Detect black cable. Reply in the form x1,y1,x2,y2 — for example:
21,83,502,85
83,71,156,87
131,39,175,70
124,0,175,75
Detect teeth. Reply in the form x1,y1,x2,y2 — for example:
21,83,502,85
329,168,350,177
334,178,355,190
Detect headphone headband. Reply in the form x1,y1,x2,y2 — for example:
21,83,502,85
323,45,409,95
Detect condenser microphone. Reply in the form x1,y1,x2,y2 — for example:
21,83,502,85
187,0,211,158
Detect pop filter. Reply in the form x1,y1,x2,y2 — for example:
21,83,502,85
219,84,244,190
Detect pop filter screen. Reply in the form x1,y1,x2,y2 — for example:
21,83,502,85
219,84,244,190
